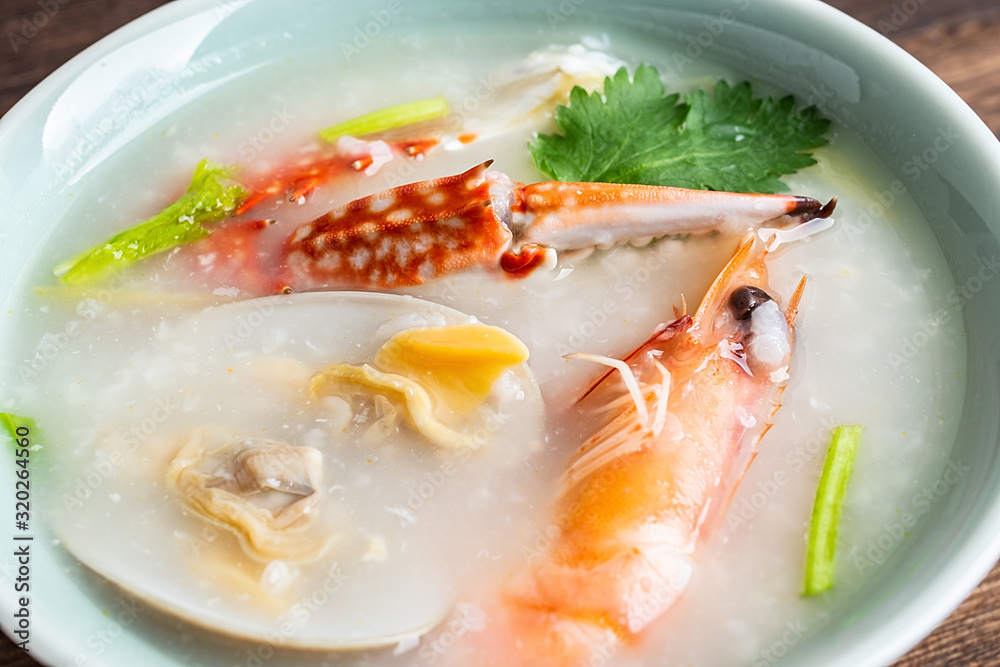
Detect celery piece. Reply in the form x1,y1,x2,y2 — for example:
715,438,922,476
54,159,246,285
1,412,38,453
803,424,864,596
319,96,450,142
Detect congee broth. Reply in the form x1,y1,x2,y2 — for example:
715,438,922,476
0,23,966,667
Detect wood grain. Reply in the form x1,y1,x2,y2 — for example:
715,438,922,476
1,0,998,665
0,0,172,117
828,0,1000,136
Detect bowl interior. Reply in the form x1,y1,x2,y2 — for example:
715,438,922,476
2,1,999,666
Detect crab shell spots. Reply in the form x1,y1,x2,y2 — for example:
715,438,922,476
284,162,513,289
369,195,395,213
386,208,414,224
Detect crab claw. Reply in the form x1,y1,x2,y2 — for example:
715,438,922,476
283,162,512,290
511,181,836,251
281,162,836,291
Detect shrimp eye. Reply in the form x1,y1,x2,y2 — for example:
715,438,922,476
729,286,772,320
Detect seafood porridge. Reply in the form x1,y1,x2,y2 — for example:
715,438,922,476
0,23,965,667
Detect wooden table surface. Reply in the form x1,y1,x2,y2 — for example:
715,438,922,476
1,0,999,665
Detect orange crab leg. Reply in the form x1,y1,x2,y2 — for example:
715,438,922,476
275,162,835,292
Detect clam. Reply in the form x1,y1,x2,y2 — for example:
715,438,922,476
52,292,546,650
167,429,328,561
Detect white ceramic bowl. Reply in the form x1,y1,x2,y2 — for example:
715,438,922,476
2,1,999,665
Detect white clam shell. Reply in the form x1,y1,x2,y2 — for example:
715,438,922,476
53,292,545,650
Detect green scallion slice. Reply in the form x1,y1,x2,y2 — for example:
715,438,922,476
803,424,864,596
1,412,38,452
319,96,450,142
53,159,245,285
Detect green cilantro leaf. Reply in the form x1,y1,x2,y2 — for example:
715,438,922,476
54,159,246,285
530,65,830,194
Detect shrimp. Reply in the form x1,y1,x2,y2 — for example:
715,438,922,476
449,232,807,666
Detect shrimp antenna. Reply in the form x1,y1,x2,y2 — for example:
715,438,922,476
784,275,808,326
566,352,649,428
673,294,688,319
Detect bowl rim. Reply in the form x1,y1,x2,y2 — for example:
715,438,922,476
765,4,1000,666
2,1,1000,666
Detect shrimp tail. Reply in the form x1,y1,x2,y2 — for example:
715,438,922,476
447,542,692,666
456,601,615,667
